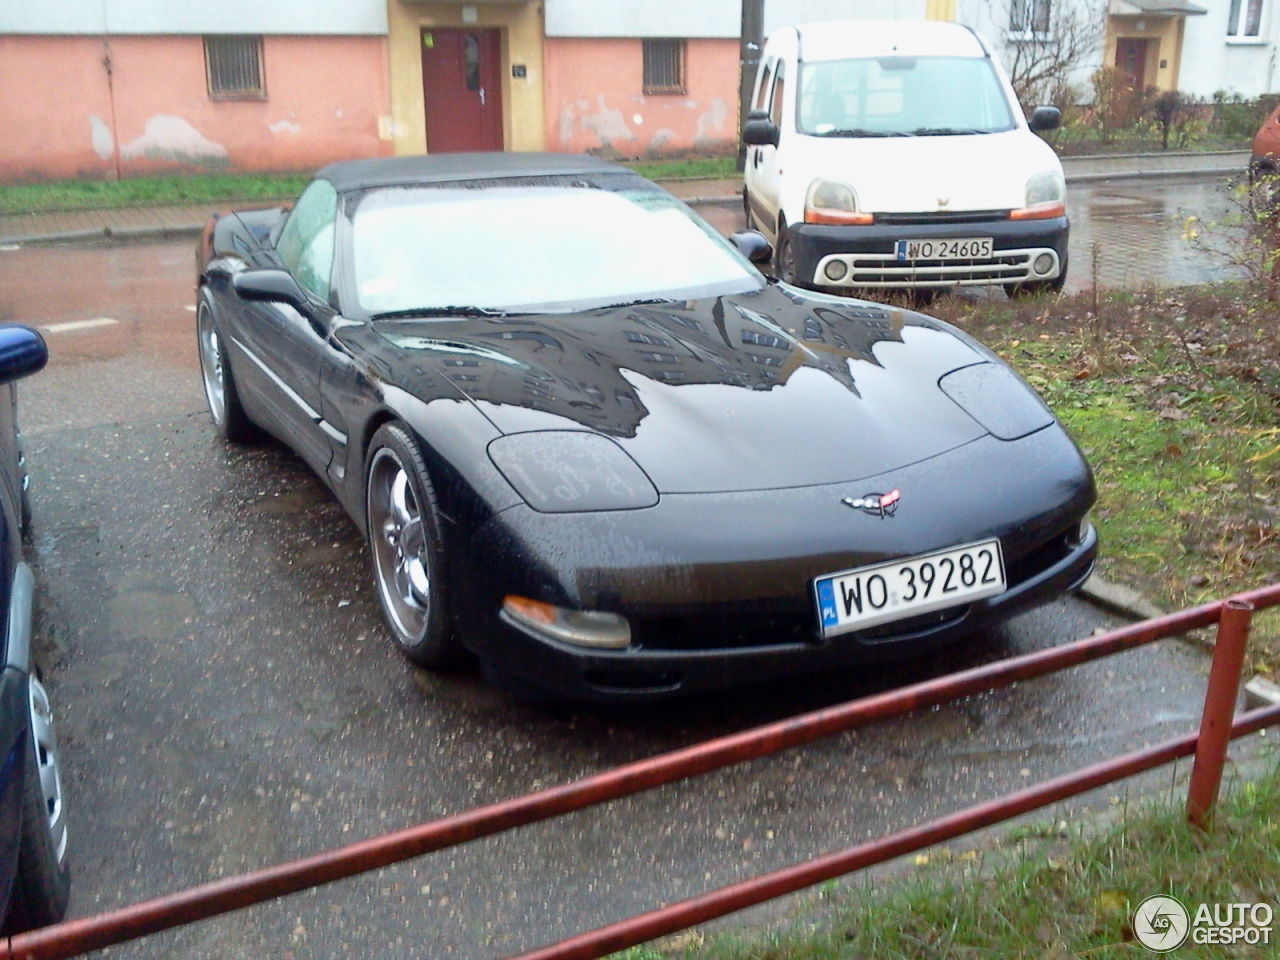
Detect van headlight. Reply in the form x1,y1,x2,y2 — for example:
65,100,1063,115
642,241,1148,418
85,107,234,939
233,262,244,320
1011,171,1066,221
804,179,874,225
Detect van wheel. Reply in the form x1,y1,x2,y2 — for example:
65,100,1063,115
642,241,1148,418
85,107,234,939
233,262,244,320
775,228,800,286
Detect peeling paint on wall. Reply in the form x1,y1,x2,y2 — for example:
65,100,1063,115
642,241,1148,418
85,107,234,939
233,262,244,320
269,119,302,135
119,115,229,164
557,103,576,146
89,115,114,160
694,98,731,144
576,95,635,149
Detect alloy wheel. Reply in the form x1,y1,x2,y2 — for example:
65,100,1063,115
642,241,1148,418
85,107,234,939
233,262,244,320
367,448,432,641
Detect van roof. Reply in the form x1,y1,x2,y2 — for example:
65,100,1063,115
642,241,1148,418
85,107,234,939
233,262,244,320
794,19,988,62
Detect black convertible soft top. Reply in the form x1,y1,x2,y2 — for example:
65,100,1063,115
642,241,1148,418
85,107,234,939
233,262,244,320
315,152,623,192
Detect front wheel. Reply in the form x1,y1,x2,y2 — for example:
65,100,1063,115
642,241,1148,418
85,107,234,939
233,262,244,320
774,225,800,286
6,674,70,933
196,290,255,442
365,423,461,668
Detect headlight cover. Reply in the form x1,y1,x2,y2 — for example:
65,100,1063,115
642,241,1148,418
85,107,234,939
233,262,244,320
804,179,873,225
488,431,658,513
1012,170,1067,220
939,362,1054,441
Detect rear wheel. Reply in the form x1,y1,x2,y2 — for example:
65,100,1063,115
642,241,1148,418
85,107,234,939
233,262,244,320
197,289,255,442
365,423,462,668
6,673,70,933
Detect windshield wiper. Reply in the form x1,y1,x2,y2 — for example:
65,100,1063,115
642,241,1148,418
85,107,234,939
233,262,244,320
814,128,913,138
908,127,992,136
369,306,520,320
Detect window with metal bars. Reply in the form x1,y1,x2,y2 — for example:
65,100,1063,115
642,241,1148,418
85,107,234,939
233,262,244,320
643,39,686,95
204,35,266,100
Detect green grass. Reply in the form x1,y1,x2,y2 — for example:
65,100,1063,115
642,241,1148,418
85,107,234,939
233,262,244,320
0,172,311,214
622,759,1280,959
623,156,739,181
0,158,738,215
928,286,1280,672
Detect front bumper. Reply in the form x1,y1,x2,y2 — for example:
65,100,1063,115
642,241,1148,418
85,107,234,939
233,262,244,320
450,428,1096,701
789,215,1069,290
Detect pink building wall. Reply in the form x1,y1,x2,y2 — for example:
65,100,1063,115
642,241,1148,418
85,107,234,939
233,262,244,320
0,34,391,183
544,37,739,158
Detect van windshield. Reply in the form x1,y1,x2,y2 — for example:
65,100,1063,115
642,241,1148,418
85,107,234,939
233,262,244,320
798,56,1016,137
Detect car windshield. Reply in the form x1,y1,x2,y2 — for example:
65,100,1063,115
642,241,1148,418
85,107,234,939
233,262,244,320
798,56,1015,137
347,174,763,315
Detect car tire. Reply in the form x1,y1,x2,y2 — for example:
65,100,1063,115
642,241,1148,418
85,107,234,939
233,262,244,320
6,673,70,933
775,224,801,286
365,423,462,669
196,289,256,443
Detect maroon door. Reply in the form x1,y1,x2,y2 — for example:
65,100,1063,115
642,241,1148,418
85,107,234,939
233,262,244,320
1113,38,1150,127
421,28,504,153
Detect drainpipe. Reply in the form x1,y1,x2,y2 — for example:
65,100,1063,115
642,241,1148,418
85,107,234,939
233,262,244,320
100,0,121,180
102,39,122,181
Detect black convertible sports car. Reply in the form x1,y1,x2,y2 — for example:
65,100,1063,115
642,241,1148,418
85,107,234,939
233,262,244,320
196,153,1096,700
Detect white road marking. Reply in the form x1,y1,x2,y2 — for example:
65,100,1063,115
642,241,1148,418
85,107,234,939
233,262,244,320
40,317,120,334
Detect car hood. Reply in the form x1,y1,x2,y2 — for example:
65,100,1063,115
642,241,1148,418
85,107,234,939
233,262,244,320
788,129,1061,213
367,284,1001,494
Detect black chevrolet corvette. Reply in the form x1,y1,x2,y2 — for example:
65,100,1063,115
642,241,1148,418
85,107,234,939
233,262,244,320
196,153,1096,700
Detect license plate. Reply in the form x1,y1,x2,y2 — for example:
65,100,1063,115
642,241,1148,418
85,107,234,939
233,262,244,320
814,539,1005,639
894,237,994,261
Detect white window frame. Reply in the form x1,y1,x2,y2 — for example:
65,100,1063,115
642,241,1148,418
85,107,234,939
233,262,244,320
1226,0,1266,40
1007,0,1053,42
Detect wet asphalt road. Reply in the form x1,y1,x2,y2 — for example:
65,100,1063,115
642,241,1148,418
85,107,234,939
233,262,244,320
0,180,1233,957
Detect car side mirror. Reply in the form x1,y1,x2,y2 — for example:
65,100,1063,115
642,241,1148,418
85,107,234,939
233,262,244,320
1029,106,1061,133
729,230,773,264
743,115,780,147
0,325,47,385
233,269,312,312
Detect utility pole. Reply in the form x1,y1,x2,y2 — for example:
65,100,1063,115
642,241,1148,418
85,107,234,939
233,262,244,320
738,0,766,171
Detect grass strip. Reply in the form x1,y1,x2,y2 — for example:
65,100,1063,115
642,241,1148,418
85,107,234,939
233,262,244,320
624,758,1280,959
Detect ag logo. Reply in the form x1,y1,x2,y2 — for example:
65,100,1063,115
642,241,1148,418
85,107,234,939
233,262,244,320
1133,895,1190,952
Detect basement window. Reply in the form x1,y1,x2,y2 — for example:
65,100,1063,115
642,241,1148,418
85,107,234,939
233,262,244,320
205,35,266,100
643,39,686,95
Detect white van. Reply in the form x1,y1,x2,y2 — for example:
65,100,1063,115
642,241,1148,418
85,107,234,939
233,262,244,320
743,19,1068,295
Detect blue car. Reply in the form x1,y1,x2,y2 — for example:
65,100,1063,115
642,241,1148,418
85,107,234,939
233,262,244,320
0,325,69,931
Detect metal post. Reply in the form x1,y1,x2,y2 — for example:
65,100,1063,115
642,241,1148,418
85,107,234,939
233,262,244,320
1186,598,1254,829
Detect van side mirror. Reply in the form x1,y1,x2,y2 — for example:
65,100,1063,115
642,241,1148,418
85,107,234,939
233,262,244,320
743,115,780,147
1029,106,1061,133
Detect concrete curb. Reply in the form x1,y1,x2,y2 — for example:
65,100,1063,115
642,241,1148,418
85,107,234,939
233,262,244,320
1078,573,1278,711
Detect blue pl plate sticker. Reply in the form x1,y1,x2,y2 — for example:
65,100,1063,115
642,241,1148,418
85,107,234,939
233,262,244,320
817,579,838,630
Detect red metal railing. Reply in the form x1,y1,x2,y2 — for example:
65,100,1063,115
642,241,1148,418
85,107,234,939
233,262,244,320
6,582,1279,960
